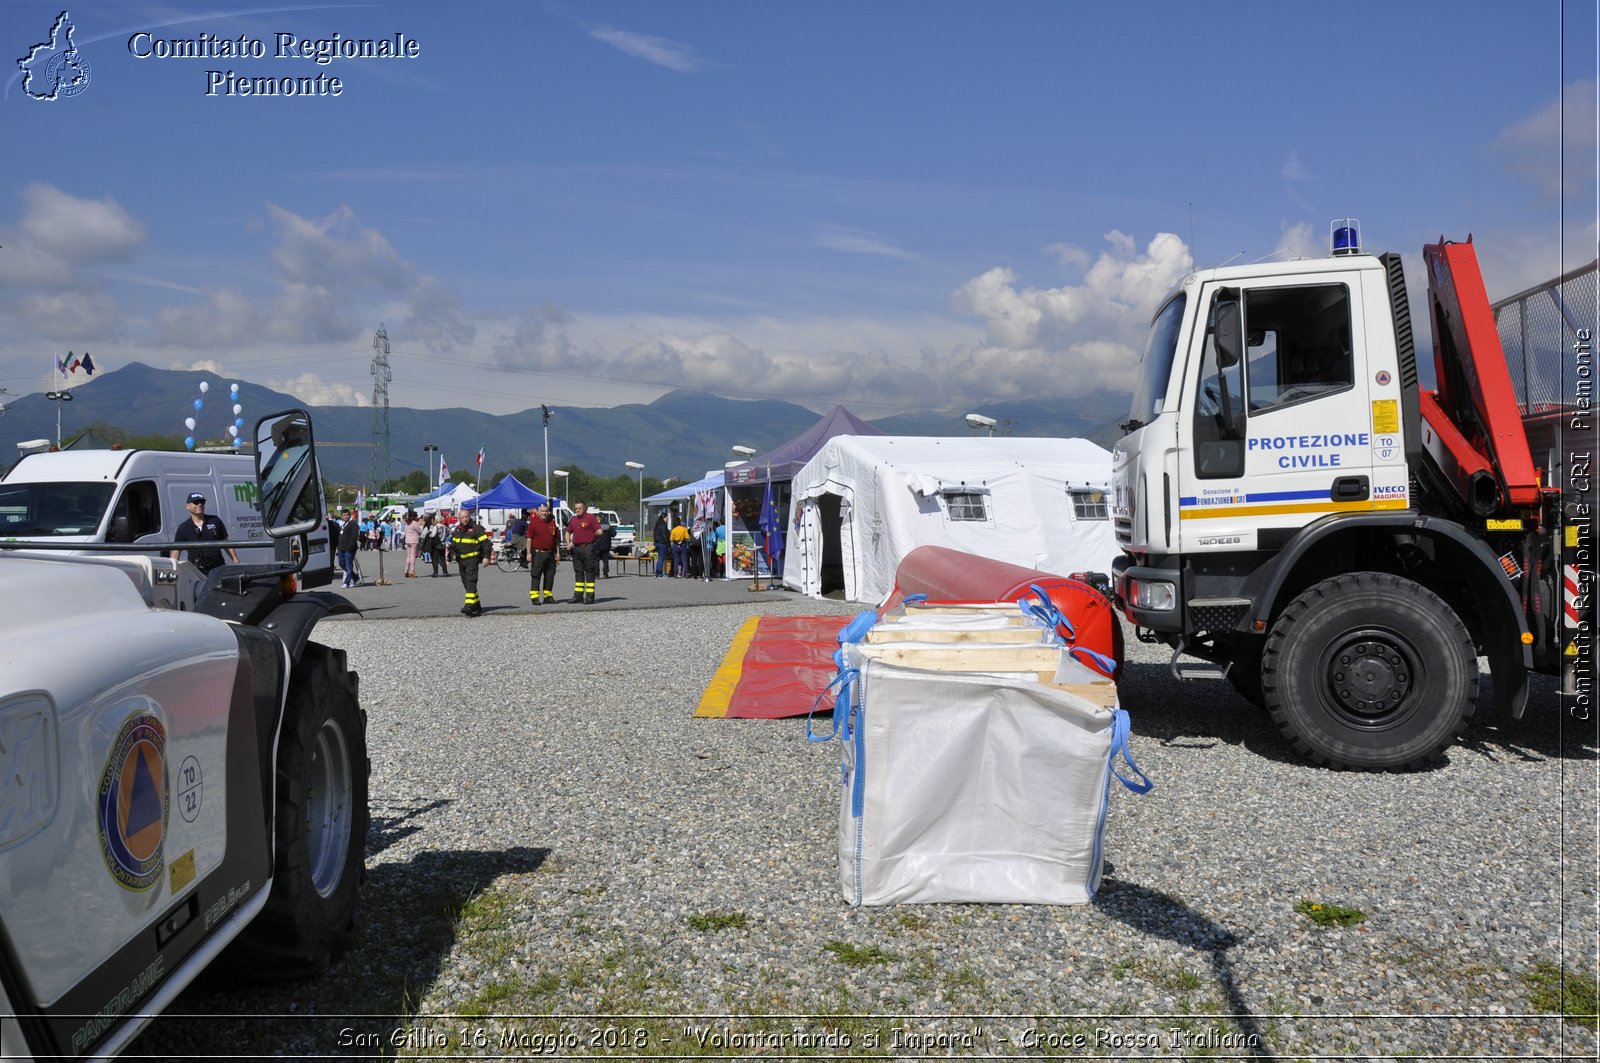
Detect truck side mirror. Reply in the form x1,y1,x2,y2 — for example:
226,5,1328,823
1213,298,1243,369
254,409,324,539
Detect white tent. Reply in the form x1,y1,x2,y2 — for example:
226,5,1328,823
419,482,478,514
783,436,1119,604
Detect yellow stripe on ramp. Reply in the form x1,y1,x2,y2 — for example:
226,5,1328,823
695,616,762,718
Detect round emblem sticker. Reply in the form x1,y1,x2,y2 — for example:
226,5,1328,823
98,711,168,891
1375,370,1392,386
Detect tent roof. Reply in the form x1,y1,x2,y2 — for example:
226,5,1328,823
644,470,724,503
801,435,1112,484
468,474,548,510
726,405,884,485
418,482,478,511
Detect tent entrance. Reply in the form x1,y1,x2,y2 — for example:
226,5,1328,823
819,492,845,597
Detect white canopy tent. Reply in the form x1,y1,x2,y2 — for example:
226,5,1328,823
418,481,478,514
784,436,1118,604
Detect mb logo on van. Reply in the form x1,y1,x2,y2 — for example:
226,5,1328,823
18,11,92,101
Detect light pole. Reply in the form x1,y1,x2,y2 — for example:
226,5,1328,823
624,461,645,537
423,443,439,490
541,404,552,499
45,390,73,447
965,412,997,436
553,469,569,507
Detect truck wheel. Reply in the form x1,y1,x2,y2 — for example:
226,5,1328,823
233,642,369,975
1261,572,1476,770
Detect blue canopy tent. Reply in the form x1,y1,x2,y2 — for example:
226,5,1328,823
464,475,548,511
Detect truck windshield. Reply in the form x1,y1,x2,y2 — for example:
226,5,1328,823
0,482,115,537
1128,293,1187,427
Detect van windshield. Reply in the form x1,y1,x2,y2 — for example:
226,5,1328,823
1128,293,1187,426
0,482,115,536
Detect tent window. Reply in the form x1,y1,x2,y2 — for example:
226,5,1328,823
943,492,988,522
1069,489,1109,521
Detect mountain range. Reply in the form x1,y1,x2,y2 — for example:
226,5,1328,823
0,362,1130,486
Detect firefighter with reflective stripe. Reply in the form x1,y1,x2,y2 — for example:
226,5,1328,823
526,503,561,606
566,500,602,604
452,511,491,616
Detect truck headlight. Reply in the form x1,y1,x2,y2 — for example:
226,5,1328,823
1129,578,1176,611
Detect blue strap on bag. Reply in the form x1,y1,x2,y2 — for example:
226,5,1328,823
1107,709,1154,794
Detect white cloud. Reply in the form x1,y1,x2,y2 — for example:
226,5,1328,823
812,224,919,261
590,28,702,72
18,183,144,263
266,372,369,407
1278,221,1322,260
1281,149,1311,181
19,290,122,339
1494,79,1598,198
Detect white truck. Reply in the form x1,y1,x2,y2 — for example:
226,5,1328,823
0,410,368,1059
1111,223,1594,769
0,448,333,588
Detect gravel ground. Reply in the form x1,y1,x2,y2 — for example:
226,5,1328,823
134,598,1597,1060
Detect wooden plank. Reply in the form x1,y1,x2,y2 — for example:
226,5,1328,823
864,626,1048,645
854,644,1065,672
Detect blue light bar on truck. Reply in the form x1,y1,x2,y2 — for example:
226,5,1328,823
1331,218,1362,256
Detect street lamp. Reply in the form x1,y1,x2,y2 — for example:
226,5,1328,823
624,461,645,539
731,445,755,458
552,469,569,506
965,412,997,436
541,404,552,499
45,390,73,447
423,443,439,489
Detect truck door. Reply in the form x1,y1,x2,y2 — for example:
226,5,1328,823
1179,275,1379,551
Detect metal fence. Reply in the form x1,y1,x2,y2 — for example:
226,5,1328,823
1493,259,1599,414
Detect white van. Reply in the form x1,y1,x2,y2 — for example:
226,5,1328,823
0,449,334,587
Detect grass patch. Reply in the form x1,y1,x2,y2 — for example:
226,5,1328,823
1524,962,1599,1031
1293,899,1366,927
685,910,748,932
823,940,895,967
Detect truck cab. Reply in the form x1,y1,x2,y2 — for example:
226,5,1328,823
1112,224,1575,769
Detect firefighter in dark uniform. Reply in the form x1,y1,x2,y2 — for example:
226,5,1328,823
566,500,602,604
525,502,561,605
452,510,491,616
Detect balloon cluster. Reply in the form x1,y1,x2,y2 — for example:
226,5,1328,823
182,380,245,450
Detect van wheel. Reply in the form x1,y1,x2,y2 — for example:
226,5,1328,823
1261,573,1476,770
230,643,368,975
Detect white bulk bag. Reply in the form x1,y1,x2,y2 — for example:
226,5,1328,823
822,655,1150,906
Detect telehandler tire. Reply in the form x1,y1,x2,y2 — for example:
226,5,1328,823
229,642,369,975
1261,572,1476,770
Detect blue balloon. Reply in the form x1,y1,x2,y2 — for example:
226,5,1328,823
193,398,203,410
235,417,245,428
184,435,195,449
231,436,242,448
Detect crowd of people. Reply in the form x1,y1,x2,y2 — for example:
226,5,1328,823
325,502,725,613
652,511,724,580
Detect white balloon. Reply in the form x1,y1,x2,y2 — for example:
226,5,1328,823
233,404,242,415
199,381,210,393
185,417,196,430
230,383,239,393
228,425,238,437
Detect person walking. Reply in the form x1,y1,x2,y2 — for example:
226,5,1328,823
422,515,450,577
596,519,615,579
170,492,242,576
669,518,691,578
525,502,561,606
452,510,491,616
652,511,670,578
336,506,361,588
402,512,422,578
566,500,601,604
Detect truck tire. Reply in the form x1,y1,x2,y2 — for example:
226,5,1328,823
231,642,369,976
1223,637,1265,709
1261,572,1476,770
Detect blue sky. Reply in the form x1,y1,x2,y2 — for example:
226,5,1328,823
0,1,1594,420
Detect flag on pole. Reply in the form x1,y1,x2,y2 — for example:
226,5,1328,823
80,352,95,376
69,355,81,373
439,456,449,482
355,487,366,510
476,447,484,468
541,404,551,427
759,474,784,574
55,353,69,379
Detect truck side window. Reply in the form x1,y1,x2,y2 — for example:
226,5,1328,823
108,481,162,542
1244,284,1353,413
